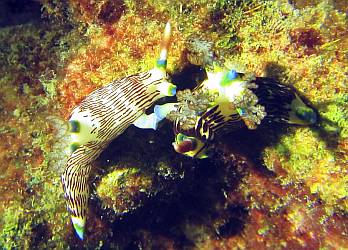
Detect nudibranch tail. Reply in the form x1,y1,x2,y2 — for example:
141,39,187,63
62,160,93,240
252,77,317,125
289,94,317,125
71,216,86,240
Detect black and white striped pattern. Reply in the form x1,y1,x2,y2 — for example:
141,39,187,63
252,77,295,123
62,70,166,220
174,102,244,144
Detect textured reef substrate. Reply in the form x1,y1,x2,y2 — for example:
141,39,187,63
0,0,347,249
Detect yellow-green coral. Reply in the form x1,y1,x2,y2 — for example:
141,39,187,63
320,94,348,138
1,203,32,249
264,128,348,213
96,165,155,214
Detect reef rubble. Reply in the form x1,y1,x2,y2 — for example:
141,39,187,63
0,0,347,249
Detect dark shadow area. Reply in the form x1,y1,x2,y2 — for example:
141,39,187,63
313,118,341,148
170,63,207,90
66,121,249,249
0,0,42,27
30,220,52,250
215,205,248,238
312,100,345,149
219,123,287,177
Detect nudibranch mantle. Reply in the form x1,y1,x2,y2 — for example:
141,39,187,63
61,22,175,240
205,69,244,98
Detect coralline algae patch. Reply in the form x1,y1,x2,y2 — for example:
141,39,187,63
0,98,69,248
237,170,348,249
167,0,348,122
67,0,126,24
0,85,69,248
58,15,186,116
183,150,348,250
96,167,152,214
223,1,347,99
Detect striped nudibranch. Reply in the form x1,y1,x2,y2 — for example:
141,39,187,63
61,22,176,240
155,67,317,159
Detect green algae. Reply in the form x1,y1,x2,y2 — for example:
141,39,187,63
95,152,186,216
210,0,260,50
0,8,83,248
96,167,152,212
264,127,348,213
1,203,33,249
39,71,58,99
320,94,348,138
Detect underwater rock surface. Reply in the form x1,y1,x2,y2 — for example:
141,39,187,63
0,0,347,249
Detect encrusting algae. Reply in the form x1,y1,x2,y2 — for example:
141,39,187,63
0,0,347,249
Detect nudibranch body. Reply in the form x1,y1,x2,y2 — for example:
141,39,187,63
159,66,317,158
61,22,176,240
159,68,264,158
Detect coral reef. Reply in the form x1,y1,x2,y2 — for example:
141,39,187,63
185,36,215,67
0,0,347,249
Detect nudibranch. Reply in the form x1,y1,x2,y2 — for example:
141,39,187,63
155,66,317,159
61,22,176,240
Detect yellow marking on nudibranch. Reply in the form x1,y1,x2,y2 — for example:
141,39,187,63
203,69,248,104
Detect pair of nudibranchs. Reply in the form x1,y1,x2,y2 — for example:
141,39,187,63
61,22,317,240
